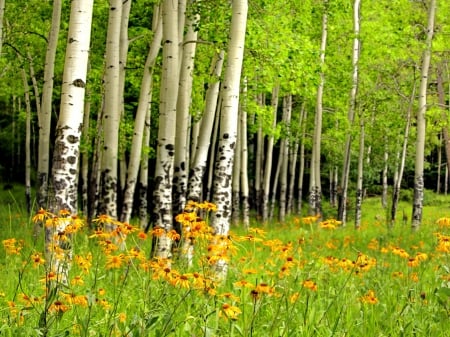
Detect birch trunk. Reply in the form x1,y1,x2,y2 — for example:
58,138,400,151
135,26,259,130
232,108,242,225
37,0,62,209
118,0,132,195
81,94,90,215
436,65,450,178
139,108,151,229
391,83,415,225
21,68,32,214
381,142,388,208
309,5,327,217
210,0,247,280
49,0,93,283
99,0,122,222
240,79,250,228
338,0,360,225
354,116,364,229
187,51,224,202
279,95,292,222
121,10,162,223
254,93,264,216
0,0,5,58
297,105,307,214
262,85,279,222
153,0,180,258
174,7,199,215
412,0,436,230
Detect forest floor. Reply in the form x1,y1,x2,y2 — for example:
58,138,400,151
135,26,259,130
0,185,449,336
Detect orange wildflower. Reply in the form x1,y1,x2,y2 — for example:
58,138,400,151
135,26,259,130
360,290,378,304
221,303,241,320
302,279,318,291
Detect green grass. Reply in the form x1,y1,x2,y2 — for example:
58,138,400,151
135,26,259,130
0,191,449,336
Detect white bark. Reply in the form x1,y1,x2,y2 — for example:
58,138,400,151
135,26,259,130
262,85,279,222
37,0,62,209
391,82,415,225
279,96,292,222
412,0,436,230
0,0,5,58
240,78,250,228
210,0,247,280
174,7,200,214
21,68,31,213
232,107,242,225
355,116,364,229
50,0,93,282
99,0,122,221
338,0,360,225
297,105,307,214
139,107,152,229
187,51,224,202
153,0,180,258
121,10,162,223
309,6,327,217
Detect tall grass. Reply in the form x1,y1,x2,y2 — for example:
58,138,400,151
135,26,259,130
0,192,449,336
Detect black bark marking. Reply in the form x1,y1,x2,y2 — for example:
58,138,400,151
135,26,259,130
72,79,85,88
223,133,229,139
67,135,79,144
67,156,76,164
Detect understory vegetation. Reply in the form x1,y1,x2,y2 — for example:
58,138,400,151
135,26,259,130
0,191,449,336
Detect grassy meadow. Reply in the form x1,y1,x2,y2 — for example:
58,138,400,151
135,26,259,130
0,187,449,336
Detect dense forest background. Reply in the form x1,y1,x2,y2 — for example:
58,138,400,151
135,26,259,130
0,0,449,232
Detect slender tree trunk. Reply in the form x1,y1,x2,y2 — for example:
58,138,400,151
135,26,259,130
297,105,307,214
436,64,450,177
412,0,436,231
269,139,282,220
188,51,224,202
37,0,62,209
262,85,279,222
173,5,199,215
210,0,247,280
309,5,327,217
279,95,292,222
139,107,152,230
355,115,364,229
21,68,32,214
338,0,360,225
381,141,389,208
118,0,132,196
391,81,415,225
99,0,122,223
232,107,242,225
121,9,162,223
437,133,442,193
81,93,91,215
49,0,93,284
240,79,250,228
153,0,180,258
254,93,264,217
287,141,298,215
0,0,5,58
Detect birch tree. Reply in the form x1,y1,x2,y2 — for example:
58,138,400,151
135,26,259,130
49,0,93,283
412,0,437,230
187,51,224,202
99,0,123,222
37,0,62,209
309,3,327,217
210,0,247,280
121,8,162,223
338,0,360,225
173,3,200,215
152,0,180,258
